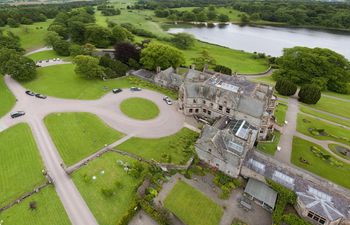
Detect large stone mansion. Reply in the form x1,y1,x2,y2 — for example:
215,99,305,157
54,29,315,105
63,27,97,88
131,66,350,225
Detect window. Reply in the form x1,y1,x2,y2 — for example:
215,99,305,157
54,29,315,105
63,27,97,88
203,100,206,104
195,109,199,113
208,111,211,115
210,103,214,107
218,105,223,111
307,211,327,225
216,163,219,167
203,109,207,113
208,149,212,153
193,99,197,103
226,108,230,114
189,109,193,113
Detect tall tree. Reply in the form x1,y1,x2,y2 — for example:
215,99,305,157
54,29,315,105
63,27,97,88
273,47,350,94
140,42,185,70
74,55,104,79
114,42,140,63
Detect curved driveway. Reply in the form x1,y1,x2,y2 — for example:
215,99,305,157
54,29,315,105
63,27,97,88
0,74,185,225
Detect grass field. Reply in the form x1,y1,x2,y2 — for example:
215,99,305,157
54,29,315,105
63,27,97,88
300,106,350,128
44,113,124,166
0,186,71,225
116,128,198,164
304,96,350,119
291,136,350,189
120,97,159,120
27,50,61,61
180,40,269,74
297,114,350,147
0,76,16,118
0,123,45,207
72,152,144,225
257,131,281,156
3,20,52,52
328,144,350,160
275,102,288,126
21,64,177,99
164,181,223,225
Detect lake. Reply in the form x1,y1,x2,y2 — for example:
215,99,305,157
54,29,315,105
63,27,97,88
167,23,350,59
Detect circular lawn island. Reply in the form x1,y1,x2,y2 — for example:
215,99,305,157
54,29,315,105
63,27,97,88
120,97,160,120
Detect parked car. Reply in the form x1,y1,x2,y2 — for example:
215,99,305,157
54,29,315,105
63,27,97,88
35,94,47,99
112,88,122,94
25,90,36,96
163,96,172,105
10,111,25,118
130,87,142,91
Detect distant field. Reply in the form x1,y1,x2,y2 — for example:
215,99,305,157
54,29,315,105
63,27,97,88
3,20,52,52
292,136,350,190
0,186,71,225
0,123,45,207
0,76,16,118
72,152,145,225
164,181,223,225
22,64,177,99
44,112,124,166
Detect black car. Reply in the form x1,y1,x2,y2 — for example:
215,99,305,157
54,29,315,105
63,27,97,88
112,88,122,94
35,94,47,99
10,111,25,118
25,90,36,96
130,87,142,91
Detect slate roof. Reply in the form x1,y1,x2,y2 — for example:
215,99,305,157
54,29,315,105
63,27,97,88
155,67,184,87
131,69,155,79
245,178,278,208
182,71,271,118
243,150,350,221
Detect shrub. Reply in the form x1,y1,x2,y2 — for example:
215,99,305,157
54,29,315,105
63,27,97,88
298,84,321,104
214,65,232,75
101,187,114,197
275,79,297,96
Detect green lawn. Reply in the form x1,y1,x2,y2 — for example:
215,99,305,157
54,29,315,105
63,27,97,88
300,106,350,128
44,113,124,166
27,50,61,62
3,20,52,52
0,186,71,225
164,181,223,225
72,152,144,225
116,128,198,164
0,123,45,207
328,143,350,160
249,75,276,86
275,102,288,126
291,136,350,189
297,114,350,147
120,97,159,120
0,76,16,118
304,96,350,119
21,64,177,99
257,131,281,156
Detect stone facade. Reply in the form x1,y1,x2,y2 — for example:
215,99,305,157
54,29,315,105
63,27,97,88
196,117,258,178
177,68,276,140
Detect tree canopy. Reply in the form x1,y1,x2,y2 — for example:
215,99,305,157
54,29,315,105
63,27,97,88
74,55,104,79
273,47,350,94
170,33,195,49
140,42,185,70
